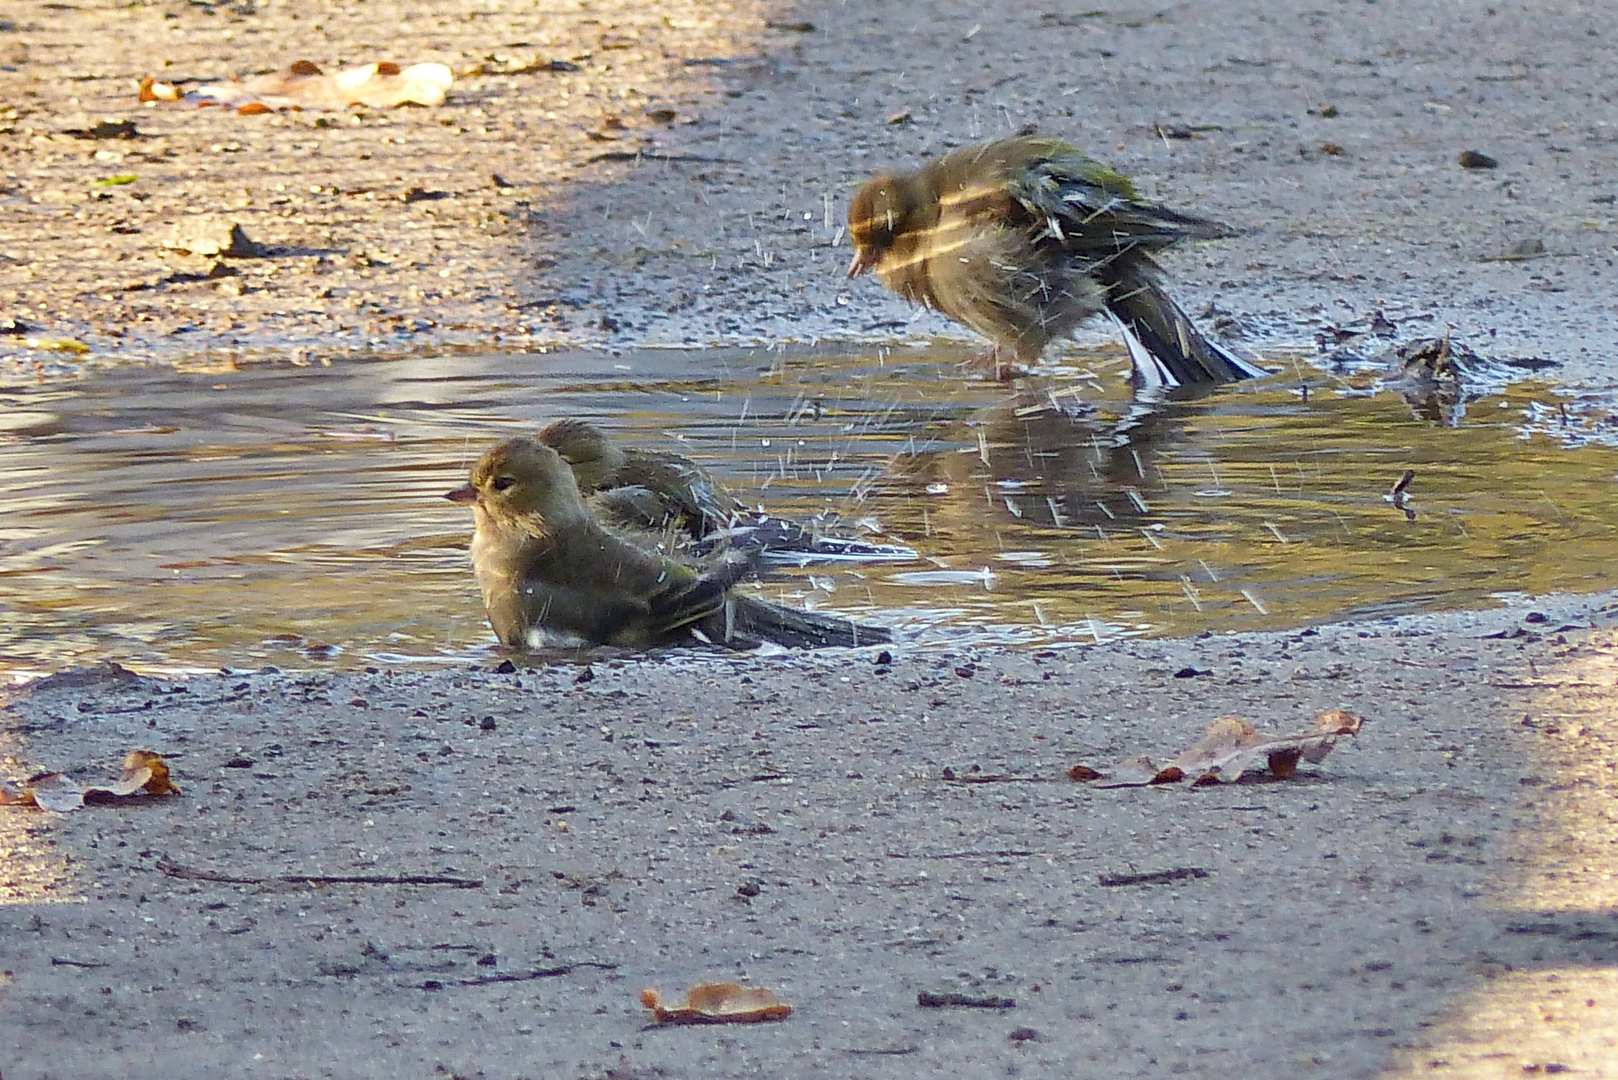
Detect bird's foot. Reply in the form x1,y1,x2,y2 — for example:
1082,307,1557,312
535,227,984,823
961,347,1033,382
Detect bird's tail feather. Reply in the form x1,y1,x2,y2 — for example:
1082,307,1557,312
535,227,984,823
722,595,891,649
1103,266,1266,390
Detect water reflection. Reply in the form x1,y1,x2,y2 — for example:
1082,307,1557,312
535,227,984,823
1,345,1616,672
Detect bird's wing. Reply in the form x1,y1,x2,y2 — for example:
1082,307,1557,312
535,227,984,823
637,551,747,641
1007,148,1231,258
589,485,672,531
624,449,747,536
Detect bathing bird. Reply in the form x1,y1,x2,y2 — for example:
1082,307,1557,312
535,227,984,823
445,436,890,650
847,133,1265,390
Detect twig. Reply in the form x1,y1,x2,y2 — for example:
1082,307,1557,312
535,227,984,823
845,1046,920,1056
50,957,109,969
895,848,1036,861
939,771,1049,784
1098,867,1209,887
419,961,616,989
158,860,481,889
917,990,1016,1009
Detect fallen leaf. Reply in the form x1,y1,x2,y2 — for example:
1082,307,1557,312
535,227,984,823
641,982,792,1024
4,751,180,812
123,750,180,796
162,218,261,258
1171,716,1266,777
1076,756,1184,788
30,773,85,813
1069,712,1364,788
141,60,453,112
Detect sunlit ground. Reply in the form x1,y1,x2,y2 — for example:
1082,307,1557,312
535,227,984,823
0,741,81,904
1382,640,1618,1076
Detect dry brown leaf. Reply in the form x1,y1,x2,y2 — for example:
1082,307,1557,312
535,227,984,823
125,750,180,795
1070,711,1364,788
1266,747,1304,780
641,983,793,1025
140,60,452,113
1171,716,1266,774
1089,755,1161,788
4,750,180,812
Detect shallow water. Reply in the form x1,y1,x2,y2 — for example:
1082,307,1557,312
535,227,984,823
2,344,1614,675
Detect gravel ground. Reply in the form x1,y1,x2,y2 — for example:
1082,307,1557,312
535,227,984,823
4,594,1618,1079
5,1,1618,1077
2,0,1615,375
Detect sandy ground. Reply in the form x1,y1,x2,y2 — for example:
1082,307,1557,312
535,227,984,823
1,0,1615,374
4,594,1618,1080
6,0,1618,1077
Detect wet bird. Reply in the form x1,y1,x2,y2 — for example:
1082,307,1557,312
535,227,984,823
444,436,890,650
846,133,1265,390
538,418,746,541
538,418,917,565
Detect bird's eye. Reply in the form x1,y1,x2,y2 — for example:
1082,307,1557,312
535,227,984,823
491,475,516,492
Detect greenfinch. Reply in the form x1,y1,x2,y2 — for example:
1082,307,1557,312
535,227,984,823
847,133,1265,390
538,418,745,540
538,419,917,565
445,436,890,650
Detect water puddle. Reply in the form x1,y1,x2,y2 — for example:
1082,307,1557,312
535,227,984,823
2,344,1616,675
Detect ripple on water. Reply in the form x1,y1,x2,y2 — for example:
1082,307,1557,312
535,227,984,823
1,343,1615,673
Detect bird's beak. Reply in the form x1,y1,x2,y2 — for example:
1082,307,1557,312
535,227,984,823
444,484,478,505
846,248,877,280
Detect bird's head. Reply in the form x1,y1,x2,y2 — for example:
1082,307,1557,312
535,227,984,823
847,172,923,279
536,418,625,492
445,436,588,530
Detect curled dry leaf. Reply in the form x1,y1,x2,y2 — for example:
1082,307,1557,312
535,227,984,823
1086,756,1184,788
2,750,180,812
640,983,792,1025
140,60,452,113
1070,711,1364,787
123,749,180,796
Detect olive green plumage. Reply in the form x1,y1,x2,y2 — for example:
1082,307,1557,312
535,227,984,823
538,418,745,540
445,436,888,650
847,134,1264,389
538,419,919,566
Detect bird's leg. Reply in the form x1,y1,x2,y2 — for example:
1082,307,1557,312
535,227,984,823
989,344,1034,382
959,344,1031,382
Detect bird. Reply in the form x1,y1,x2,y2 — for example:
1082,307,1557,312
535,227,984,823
846,133,1266,391
537,418,917,565
444,435,891,650
537,418,745,541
